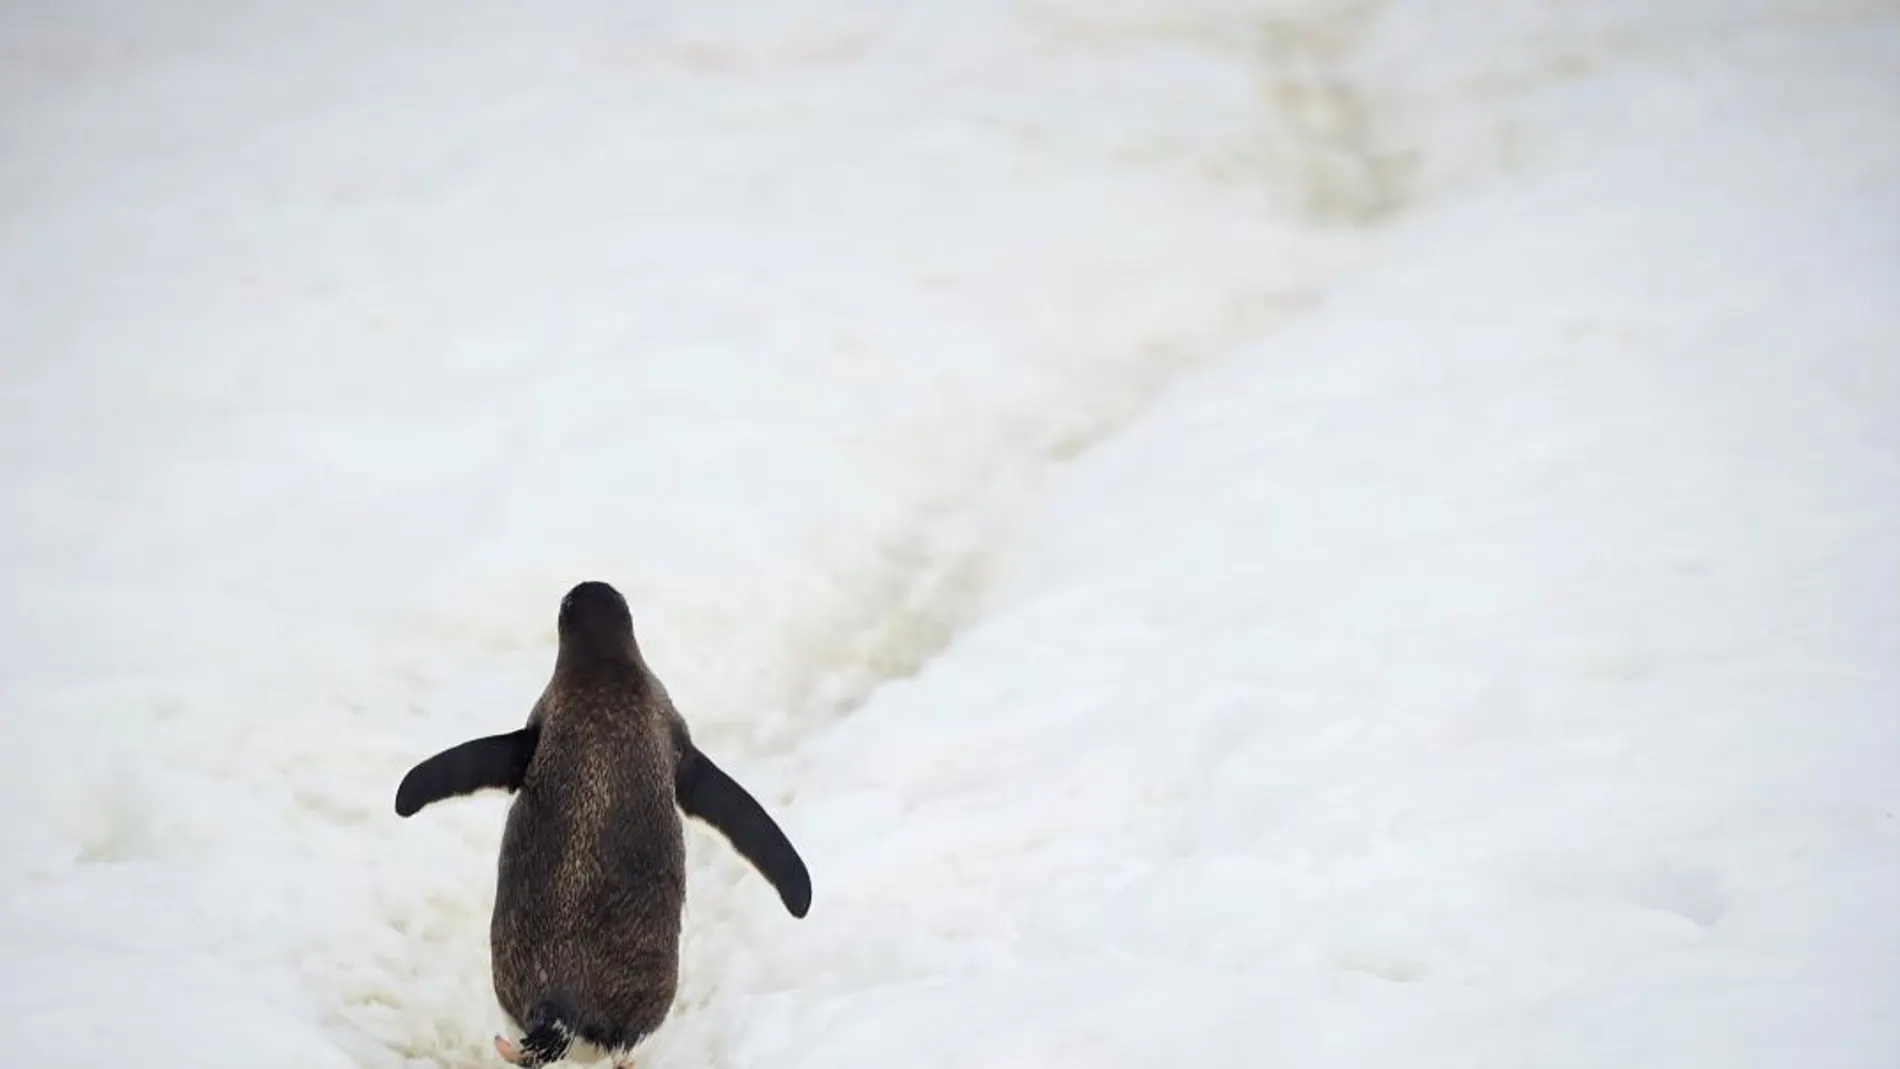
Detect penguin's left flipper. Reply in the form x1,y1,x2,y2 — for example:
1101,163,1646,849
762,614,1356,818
394,727,541,817
675,746,812,918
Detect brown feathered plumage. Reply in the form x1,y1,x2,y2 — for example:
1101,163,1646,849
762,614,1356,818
395,581,811,1067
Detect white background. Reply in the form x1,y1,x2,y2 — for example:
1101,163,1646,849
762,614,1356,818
2,1,1895,1066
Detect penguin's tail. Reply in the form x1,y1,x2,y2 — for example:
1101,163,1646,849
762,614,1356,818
499,1000,576,1068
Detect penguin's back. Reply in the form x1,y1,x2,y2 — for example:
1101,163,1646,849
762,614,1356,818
489,679,686,1047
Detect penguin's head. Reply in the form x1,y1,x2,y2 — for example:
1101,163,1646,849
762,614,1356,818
557,580,636,653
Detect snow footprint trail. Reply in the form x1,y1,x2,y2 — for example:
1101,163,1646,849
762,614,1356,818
675,7,1900,1069
649,0,1432,763
0,2,1403,1068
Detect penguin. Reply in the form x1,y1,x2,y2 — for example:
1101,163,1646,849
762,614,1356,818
394,580,811,1067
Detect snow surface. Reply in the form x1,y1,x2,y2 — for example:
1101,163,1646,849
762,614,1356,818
2,1,1896,1067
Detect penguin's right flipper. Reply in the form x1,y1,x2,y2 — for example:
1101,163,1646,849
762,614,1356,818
675,746,813,918
394,727,540,817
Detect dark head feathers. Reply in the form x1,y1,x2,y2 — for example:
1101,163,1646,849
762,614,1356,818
555,580,641,670
559,580,633,640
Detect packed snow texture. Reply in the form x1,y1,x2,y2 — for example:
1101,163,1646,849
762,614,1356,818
2,1,1896,1067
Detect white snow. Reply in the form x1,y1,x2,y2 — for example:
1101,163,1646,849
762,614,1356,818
2,1,1895,1068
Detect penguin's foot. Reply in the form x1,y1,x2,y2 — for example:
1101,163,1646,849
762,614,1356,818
493,1035,524,1064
